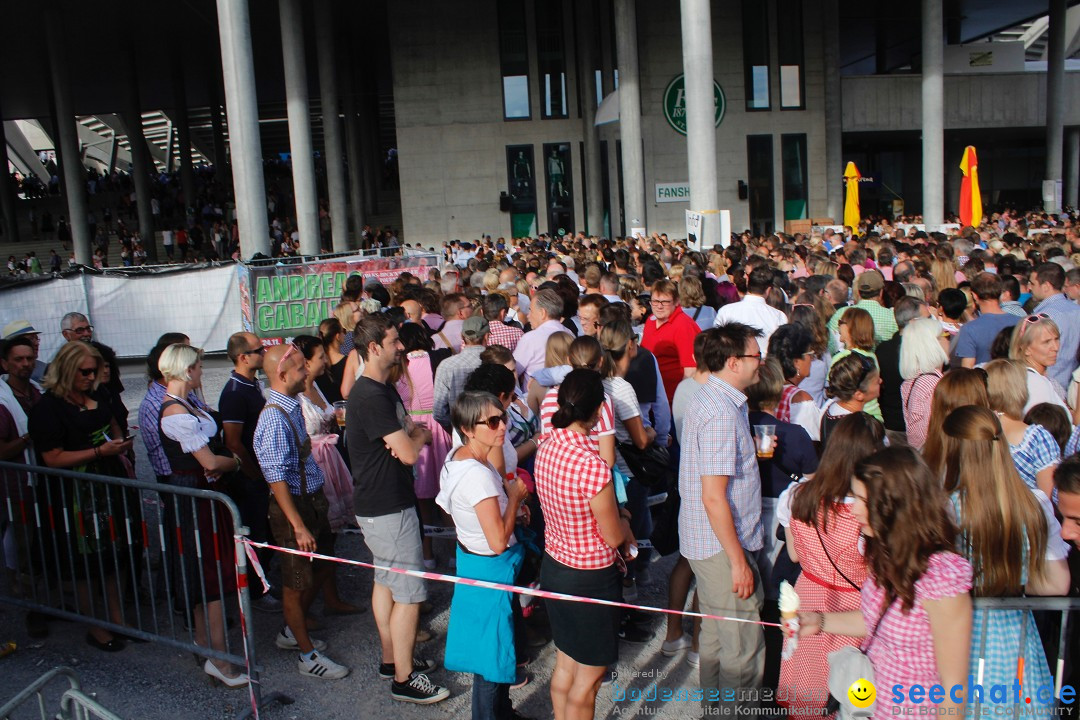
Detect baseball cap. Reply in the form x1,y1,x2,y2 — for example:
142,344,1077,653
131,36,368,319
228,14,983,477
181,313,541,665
855,269,885,295
462,316,490,340
1,320,41,339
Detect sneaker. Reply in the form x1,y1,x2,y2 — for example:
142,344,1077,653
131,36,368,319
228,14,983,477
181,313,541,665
391,672,450,704
379,657,438,679
621,579,638,602
251,594,283,613
687,650,700,668
660,634,692,657
298,650,350,680
276,626,326,652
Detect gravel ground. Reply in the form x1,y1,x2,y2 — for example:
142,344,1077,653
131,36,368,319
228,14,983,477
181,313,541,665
0,357,706,719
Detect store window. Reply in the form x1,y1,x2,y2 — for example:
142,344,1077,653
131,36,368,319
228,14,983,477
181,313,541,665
742,0,770,110
777,0,805,109
506,145,538,237
543,143,574,235
536,0,568,119
781,134,808,220
498,0,530,120
747,135,775,235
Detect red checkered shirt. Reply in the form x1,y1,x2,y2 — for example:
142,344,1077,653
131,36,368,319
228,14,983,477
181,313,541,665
486,320,524,352
534,427,617,570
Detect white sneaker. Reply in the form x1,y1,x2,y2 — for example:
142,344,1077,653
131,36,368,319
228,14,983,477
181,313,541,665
298,650,350,680
276,625,327,652
687,650,700,668
660,634,692,657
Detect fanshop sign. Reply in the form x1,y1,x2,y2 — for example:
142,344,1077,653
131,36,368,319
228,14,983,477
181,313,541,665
663,74,725,136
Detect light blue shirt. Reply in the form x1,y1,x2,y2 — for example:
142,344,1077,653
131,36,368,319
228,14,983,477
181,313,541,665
1033,293,1080,390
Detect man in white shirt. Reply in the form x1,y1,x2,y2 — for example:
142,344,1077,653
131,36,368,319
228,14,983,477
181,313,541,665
512,288,572,383
713,267,787,355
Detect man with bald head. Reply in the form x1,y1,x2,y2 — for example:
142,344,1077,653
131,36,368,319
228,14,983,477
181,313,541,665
254,344,350,680
400,299,423,325
220,331,277,612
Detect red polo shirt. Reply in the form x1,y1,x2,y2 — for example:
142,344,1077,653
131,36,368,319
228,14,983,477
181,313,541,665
641,305,701,406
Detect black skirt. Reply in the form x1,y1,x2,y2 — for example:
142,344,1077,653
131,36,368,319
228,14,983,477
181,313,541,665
540,554,621,667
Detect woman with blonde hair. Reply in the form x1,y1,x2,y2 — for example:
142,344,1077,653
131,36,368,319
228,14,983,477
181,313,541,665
526,331,575,415
930,255,958,292
678,275,715,331
940,405,1070,692
28,341,136,654
898,317,949,450
156,343,248,685
983,359,1061,497
1009,314,1069,415
921,368,991,477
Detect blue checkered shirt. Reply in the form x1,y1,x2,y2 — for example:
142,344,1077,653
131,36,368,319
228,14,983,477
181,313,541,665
253,390,324,495
678,375,763,558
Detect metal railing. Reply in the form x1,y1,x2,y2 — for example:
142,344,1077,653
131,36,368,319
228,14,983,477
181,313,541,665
0,667,121,720
0,461,289,719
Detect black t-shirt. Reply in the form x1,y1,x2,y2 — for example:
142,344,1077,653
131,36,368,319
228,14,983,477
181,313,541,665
874,334,905,432
28,389,124,476
218,372,266,454
347,376,415,517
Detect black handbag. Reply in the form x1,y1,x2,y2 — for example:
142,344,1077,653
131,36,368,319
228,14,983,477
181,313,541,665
616,441,670,487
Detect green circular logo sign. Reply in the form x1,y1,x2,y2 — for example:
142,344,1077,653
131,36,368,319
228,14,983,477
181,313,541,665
663,74,725,136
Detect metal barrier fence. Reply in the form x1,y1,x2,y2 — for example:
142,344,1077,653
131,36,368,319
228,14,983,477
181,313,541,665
0,666,121,720
971,596,1079,715
0,461,289,720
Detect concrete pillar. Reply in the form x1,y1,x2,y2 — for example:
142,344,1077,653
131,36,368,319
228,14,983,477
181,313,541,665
314,0,350,252
45,2,92,265
1066,128,1080,210
279,0,321,255
360,73,380,215
681,0,720,250
921,0,944,227
1045,0,1066,213
614,0,646,237
823,0,843,223
173,62,197,223
576,0,604,237
123,46,159,263
0,105,19,244
216,0,270,258
339,43,367,246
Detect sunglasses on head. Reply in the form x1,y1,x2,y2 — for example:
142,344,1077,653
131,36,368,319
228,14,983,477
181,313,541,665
281,341,300,365
855,354,876,389
1018,313,1051,341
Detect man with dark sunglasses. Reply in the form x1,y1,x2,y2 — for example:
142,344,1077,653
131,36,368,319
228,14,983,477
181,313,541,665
220,331,278,614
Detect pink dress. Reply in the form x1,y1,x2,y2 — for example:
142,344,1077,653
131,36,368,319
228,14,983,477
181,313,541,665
299,389,355,531
862,552,973,720
396,351,452,499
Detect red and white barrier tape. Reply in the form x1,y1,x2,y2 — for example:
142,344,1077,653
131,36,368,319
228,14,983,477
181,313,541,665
240,537,781,629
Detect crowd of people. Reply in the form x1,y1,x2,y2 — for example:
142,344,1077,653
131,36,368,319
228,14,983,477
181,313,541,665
5,214,1080,719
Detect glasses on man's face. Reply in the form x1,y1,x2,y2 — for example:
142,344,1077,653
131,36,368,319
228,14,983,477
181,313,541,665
242,346,266,356
478,412,508,430
736,352,763,362
71,325,93,335
650,298,674,307
78,367,98,377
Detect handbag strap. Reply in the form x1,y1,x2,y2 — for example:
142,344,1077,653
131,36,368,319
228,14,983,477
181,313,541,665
814,518,861,591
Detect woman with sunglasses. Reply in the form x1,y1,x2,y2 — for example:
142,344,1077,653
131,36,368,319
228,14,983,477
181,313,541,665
437,391,529,720
535,369,634,720
766,323,820,441
28,341,135,653
1010,314,1069,416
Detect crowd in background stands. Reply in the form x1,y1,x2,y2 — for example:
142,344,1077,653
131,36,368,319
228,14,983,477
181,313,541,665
6,210,1080,717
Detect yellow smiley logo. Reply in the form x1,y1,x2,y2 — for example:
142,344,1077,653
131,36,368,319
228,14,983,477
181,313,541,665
848,678,876,709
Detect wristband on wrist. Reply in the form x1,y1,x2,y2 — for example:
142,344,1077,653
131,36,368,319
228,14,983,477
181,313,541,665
818,611,826,634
